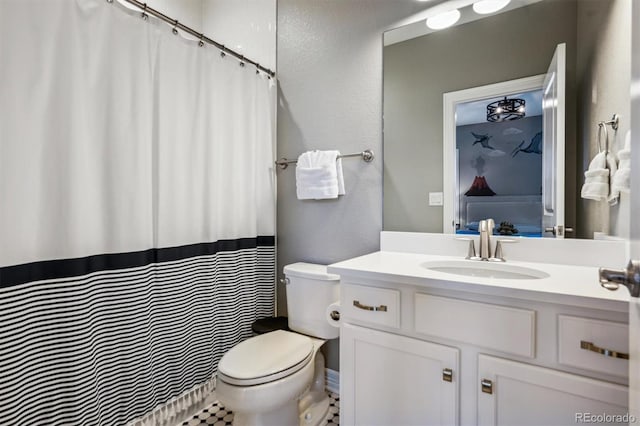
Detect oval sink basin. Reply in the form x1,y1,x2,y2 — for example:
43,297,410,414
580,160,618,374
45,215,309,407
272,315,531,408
421,260,549,280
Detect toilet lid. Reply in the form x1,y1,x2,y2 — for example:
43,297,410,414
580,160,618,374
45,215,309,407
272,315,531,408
218,330,314,386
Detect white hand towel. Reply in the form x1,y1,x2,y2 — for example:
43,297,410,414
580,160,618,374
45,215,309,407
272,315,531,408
580,151,618,204
611,130,631,194
296,150,343,200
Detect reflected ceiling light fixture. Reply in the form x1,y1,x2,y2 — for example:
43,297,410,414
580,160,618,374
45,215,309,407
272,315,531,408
426,8,461,29
486,96,526,122
422,0,510,32
472,0,511,14
422,0,469,30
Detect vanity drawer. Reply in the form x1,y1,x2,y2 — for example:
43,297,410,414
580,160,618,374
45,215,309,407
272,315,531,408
558,315,628,378
342,283,400,328
415,294,535,358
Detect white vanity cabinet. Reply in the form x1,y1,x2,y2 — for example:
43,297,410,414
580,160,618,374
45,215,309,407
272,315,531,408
341,323,459,426
337,279,629,426
477,355,629,425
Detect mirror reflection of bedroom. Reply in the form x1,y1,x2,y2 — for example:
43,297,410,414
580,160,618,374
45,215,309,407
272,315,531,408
455,89,545,237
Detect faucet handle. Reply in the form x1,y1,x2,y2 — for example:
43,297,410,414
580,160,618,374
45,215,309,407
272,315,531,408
456,237,478,260
490,239,517,262
486,218,495,234
479,218,496,234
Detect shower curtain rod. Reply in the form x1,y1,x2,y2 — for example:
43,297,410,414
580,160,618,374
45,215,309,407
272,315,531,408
114,0,276,77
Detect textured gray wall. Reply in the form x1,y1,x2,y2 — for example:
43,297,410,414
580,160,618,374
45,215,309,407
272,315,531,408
276,0,422,371
383,0,578,233
576,0,631,239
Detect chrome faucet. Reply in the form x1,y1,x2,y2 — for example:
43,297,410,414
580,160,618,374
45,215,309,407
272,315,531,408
457,218,516,262
478,218,495,261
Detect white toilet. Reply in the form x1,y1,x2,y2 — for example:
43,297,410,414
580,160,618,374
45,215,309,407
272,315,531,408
216,262,340,426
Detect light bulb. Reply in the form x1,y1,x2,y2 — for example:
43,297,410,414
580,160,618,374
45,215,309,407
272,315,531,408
518,106,525,113
426,9,461,30
472,0,511,15
496,107,503,113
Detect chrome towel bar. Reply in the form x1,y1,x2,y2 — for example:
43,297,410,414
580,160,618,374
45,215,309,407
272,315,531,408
275,149,374,170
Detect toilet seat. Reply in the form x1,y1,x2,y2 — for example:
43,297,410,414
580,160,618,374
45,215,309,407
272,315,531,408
218,330,314,386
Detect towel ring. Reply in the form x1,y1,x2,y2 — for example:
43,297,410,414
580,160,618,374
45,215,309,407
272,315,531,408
596,114,620,153
597,122,609,154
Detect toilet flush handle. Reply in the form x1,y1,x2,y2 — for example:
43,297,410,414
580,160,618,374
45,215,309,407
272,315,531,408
279,277,290,285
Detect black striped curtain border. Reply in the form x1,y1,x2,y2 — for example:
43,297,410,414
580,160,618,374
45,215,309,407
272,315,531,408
0,236,275,288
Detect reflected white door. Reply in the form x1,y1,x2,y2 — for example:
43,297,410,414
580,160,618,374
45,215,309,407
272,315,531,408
541,43,566,238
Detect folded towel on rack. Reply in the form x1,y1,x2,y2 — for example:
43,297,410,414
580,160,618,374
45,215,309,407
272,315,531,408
611,130,631,194
580,150,618,204
295,150,345,200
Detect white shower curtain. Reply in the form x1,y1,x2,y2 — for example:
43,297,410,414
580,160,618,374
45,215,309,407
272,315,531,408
0,1,276,425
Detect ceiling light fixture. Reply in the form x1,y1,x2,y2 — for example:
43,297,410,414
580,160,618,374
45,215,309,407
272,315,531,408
426,9,461,30
486,96,526,122
472,0,511,15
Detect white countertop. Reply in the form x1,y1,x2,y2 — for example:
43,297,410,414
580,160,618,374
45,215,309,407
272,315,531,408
328,251,630,312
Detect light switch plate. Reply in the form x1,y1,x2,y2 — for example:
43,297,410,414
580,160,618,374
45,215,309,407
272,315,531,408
429,192,443,206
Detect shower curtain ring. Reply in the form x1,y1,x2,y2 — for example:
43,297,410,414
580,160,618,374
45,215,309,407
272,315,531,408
141,3,149,20
106,0,113,3
220,46,226,58
239,56,246,67
172,20,179,35
198,34,205,47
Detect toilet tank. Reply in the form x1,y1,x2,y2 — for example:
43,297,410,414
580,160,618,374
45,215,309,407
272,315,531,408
283,262,340,340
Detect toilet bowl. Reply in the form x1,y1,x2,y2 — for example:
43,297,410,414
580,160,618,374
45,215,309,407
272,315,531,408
216,263,340,426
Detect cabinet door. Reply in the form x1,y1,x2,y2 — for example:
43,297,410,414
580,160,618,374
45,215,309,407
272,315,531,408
341,323,459,426
478,355,629,426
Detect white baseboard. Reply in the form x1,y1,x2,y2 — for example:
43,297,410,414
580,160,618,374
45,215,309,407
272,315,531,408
325,368,340,394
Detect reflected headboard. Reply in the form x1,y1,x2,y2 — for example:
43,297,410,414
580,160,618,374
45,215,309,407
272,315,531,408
463,195,542,229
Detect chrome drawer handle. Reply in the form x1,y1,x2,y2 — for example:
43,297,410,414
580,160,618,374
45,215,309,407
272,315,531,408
353,300,388,312
481,379,493,394
580,340,629,360
442,368,453,382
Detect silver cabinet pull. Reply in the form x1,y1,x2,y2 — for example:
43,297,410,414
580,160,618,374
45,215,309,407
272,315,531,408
353,300,388,312
580,340,629,360
481,379,493,394
442,368,453,382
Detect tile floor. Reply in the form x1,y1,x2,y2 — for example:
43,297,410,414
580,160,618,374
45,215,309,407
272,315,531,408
181,392,340,426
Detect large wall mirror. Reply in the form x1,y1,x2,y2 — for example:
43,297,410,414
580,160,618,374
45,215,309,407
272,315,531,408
383,0,631,240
